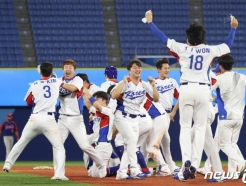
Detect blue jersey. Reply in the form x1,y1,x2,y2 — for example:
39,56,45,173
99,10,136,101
0,121,18,136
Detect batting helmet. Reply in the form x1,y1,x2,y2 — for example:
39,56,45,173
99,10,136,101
104,66,117,79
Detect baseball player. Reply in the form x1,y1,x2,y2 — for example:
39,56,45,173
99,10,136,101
83,89,114,177
101,66,118,113
53,59,107,179
141,82,171,176
0,114,20,159
2,62,67,180
145,10,238,181
211,54,246,178
154,58,180,173
111,60,158,180
77,73,101,95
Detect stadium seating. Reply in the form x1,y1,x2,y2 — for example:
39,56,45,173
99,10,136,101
203,0,246,67
28,0,108,67
115,0,190,65
0,0,23,67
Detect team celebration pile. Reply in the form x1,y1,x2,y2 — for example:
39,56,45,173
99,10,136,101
2,10,246,184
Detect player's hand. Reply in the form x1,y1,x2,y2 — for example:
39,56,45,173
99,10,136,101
123,75,129,83
230,16,238,29
145,10,153,23
148,76,155,86
170,110,176,122
83,87,89,95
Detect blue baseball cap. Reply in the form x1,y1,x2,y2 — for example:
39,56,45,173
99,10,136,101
212,64,221,73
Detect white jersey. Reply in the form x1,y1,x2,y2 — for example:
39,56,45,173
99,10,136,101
114,78,153,115
100,80,118,113
24,77,61,113
89,106,114,143
167,39,230,84
155,77,179,110
212,71,246,120
59,76,83,115
88,83,101,95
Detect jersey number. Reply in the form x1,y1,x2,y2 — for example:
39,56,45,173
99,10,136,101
189,55,203,70
43,86,51,98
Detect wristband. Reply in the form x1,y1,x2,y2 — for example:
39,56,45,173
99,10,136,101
89,97,96,104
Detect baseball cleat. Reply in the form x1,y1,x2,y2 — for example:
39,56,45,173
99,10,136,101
239,162,246,178
3,168,9,173
155,165,171,176
173,174,187,182
207,178,226,182
189,166,196,179
183,160,191,180
116,174,134,180
52,176,69,181
172,168,180,175
98,164,107,178
134,172,147,179
197,167,207,175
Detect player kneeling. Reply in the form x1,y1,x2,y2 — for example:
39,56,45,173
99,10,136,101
83,89,115,178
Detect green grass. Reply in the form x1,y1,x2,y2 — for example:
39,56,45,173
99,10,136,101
0,172,94,186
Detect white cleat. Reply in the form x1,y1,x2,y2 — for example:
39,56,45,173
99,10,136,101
99,164,107,178
197,167,209,175
155,165,171,176
51,176,69,181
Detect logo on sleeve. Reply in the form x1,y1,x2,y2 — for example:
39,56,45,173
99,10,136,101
59,87,72,97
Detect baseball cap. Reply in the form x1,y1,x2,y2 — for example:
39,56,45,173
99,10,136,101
7,114,12,118
212,64,221,73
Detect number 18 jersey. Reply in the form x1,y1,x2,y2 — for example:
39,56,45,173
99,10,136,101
167,39,230,84
24,77,62,113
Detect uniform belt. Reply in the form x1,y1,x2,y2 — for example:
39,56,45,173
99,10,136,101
33,112,54,116
138,114,146,118
122,111,138,118
60,114,80,117
92,140,111,147
180,82,210,86
165,110,171,113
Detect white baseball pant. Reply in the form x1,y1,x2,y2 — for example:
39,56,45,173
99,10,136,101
4,113,66,178
218,119,245,169
147,114,169,167
191,103,223,173
178,83,210,173
53,114,104,175
114,110,141,177
3,136,14,159
89,142,112,177
160,113,177,172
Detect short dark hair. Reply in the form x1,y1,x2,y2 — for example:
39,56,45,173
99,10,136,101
186,22,206,45
93,91,108,102
40,61,53,77
62,59,77,69
126,60,142,70
75,73,90,83
156,58,169,69
107,84,116,95
218,54,234,71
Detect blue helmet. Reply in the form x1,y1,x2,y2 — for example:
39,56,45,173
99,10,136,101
212,64,220,73
104,66,117,79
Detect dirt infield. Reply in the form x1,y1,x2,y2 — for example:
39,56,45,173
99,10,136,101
7,166,246,185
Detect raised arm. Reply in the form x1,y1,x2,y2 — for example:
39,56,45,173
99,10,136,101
146,10,168,46
224,16,238,48
111,76,128,99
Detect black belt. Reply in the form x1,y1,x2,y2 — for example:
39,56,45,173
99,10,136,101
122,111,138,118
165,110,171,113
34,112,54,116
60,114,80,117
92,140,111,147
180,82,210,86
138,114,146,118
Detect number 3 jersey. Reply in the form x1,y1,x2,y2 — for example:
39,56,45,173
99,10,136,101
24,77,62,113
167,39,230,84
